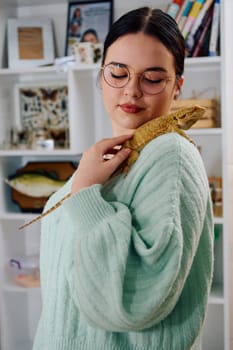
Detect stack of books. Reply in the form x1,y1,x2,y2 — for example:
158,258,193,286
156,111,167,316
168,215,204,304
165,0,220,57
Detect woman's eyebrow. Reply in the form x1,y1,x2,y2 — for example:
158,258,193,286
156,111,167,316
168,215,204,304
144,66,167,72
108,61,126,67
107,62,168,73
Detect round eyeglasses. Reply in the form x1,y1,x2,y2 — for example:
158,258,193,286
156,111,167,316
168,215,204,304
101,63,176,95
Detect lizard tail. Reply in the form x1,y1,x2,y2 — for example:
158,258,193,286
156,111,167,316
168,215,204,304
18,192,72,230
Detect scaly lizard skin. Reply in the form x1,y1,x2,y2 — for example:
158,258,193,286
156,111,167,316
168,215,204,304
19,105,205,230
122,104,205,173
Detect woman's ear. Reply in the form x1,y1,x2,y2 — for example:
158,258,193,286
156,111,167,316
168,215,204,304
174,75,184,100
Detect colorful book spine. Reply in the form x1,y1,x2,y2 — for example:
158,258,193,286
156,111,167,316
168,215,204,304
167,0,184,19
182,0,206,40
208,0,220,56
192,9,213,56
186,0,214,52
176,0,190,23
193,26,212,57
190,0,214,37
178,0,195,31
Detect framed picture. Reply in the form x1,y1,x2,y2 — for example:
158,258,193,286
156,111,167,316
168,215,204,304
65,0,113,57
14,82,69,149
7,17,55,69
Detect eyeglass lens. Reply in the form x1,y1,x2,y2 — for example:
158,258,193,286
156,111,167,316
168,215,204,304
103,63,169,95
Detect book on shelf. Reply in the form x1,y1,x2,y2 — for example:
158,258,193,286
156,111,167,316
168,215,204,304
166,0,220,58
182,0,206,40
192,15,212,57
166,0,184,19
187,4,214,57
185,0,214,53
175,0,189,22
208,0,220,56
177,0,195,31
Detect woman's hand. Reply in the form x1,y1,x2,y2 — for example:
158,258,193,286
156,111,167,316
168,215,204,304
71,134,132,193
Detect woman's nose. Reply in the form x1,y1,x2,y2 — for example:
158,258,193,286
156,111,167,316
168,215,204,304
123,75,143,98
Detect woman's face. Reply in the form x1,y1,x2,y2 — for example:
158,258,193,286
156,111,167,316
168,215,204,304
74,9,81,18
101,33,183,136
83,32,98,44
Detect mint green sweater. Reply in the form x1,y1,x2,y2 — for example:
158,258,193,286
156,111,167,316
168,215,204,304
33,133,214,350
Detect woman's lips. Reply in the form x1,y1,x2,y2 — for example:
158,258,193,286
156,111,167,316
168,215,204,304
119,104,143,113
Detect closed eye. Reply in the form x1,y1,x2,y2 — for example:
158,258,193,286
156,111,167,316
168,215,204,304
111,72,128,79
143,77,166,84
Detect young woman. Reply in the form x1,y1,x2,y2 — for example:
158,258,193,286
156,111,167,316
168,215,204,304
33,7,213,350
81,28,99,44
69,7,83,38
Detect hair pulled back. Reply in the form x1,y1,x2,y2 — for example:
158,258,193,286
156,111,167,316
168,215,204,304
102,7,185,77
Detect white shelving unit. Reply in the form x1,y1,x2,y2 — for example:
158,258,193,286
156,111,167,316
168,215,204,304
0,0,232,349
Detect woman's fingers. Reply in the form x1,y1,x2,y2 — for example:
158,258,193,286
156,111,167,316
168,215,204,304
97,134,133,155
104,147,131,170
71,135,133,193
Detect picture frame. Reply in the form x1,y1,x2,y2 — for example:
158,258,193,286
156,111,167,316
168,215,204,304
65,0,113,57
7,17,55,69
13,82,69,149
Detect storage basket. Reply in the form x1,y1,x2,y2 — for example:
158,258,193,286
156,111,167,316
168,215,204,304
209,176,223,217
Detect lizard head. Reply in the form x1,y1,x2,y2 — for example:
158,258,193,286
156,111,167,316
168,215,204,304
176,105,206,130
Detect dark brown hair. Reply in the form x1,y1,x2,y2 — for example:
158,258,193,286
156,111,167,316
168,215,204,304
102,7,185,77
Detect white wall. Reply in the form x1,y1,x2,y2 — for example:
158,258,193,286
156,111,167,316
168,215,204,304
113,0,166,20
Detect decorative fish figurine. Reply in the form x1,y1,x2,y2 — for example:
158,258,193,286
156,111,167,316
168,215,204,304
5,172,66,198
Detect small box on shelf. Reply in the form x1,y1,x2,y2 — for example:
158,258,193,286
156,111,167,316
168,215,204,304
9,254,40,288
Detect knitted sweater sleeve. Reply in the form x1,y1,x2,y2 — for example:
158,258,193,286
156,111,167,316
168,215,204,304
63,133,213,332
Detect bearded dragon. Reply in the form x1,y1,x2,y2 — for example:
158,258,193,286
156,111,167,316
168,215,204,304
18,104,205,230
122,104,205,173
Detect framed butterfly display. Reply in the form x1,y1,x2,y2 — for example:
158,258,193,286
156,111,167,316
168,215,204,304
14,82,69,149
